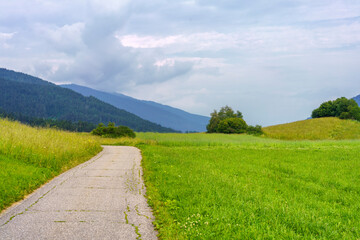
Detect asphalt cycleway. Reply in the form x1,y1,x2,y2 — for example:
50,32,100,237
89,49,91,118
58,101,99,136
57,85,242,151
0,146,157,239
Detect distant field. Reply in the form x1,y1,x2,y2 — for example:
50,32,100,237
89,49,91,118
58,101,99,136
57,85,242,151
139,132,360,239
0,119,102,211
263,117,360,140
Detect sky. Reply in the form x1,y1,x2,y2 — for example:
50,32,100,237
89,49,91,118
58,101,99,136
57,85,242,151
1,0,360,126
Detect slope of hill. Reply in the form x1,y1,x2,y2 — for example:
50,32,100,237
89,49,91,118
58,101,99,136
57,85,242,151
263,117,360,140
0,68,177,132
61,84,210,132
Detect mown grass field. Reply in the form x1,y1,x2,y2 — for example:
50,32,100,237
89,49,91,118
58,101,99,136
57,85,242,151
0,119,103,212
263,117,360,140
138,132,360,239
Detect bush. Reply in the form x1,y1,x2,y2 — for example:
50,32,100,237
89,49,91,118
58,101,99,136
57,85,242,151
247,125,263,135
91,122,136,138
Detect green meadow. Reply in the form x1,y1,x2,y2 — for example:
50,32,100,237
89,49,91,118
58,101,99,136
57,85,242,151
1,118,360,239
138,132,360,239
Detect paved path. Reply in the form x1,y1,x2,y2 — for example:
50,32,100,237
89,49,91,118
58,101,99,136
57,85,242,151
0,146,157,240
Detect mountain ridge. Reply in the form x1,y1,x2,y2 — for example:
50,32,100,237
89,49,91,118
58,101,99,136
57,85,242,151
0,68,177,132
61,84,210,132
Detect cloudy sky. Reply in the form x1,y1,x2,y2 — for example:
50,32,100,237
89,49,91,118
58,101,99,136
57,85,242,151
1,0,360,126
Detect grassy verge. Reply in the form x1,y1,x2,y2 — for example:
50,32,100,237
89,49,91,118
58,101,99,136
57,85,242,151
0,119,102,212
139,133,360,239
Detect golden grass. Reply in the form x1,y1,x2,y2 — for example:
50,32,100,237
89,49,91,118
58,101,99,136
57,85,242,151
263,117,360,140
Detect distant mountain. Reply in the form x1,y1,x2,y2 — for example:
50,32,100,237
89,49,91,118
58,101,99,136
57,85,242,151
0,68,177,132
61,84,210,132
353,94,360,106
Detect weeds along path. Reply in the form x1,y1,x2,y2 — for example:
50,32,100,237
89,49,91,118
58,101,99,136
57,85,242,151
0,146,157,240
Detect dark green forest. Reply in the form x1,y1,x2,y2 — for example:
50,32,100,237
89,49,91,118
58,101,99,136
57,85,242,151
0,108,96,132
0,68,177,133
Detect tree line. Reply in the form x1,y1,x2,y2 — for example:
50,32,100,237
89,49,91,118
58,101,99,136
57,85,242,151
0,108,96,132
312,97,360,121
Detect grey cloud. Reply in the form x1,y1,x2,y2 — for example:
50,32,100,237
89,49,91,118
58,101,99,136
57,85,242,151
51,15,194,91
1,0,360,126
0,2,195,91
53,42,193,91
82,14,129,47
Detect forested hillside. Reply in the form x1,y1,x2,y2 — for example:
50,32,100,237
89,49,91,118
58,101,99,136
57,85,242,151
0,108,96,132
62,84,209,132
0,68,177,132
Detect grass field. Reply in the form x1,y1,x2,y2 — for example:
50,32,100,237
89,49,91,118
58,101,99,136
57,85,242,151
263,117,360,140
2,118,360,239
0,119,102,212
138,132,360,239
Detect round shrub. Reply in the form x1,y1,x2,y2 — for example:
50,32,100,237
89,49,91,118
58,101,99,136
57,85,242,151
216,118,248,134
91,122,136,138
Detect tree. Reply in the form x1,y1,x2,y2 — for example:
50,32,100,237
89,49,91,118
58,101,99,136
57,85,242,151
206,110,220,133
207,106,247,134
207,106,263,135
218,105,243,120
207,106,244,133
216,118,247,134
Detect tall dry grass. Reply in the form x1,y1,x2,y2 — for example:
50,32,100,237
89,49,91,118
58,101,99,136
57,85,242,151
0,118,102,211
0,118,101,172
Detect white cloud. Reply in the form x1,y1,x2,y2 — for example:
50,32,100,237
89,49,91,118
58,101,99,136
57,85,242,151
0,32,15,40
35,23,85,53
118,34,182,48
117,21,360,56
0,32,16,48
117,32,238,51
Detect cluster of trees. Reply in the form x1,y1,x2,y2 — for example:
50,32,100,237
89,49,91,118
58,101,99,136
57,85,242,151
312,97,360,121
91,122,136,138
207,106,263,135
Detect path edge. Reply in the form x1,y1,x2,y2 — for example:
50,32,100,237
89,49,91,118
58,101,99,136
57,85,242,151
0,147,106,226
